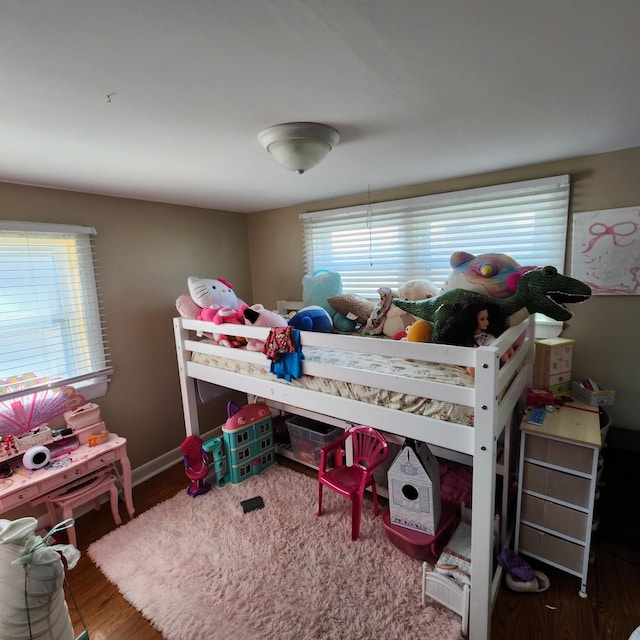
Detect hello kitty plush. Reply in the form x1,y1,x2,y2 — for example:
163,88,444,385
175,276,248,347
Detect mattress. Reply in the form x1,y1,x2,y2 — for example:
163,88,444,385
191,341,476,425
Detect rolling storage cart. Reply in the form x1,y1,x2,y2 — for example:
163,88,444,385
514,400,601,597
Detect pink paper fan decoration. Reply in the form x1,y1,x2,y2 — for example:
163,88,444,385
0,373,86,438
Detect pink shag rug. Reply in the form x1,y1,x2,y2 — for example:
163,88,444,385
88,464,461,640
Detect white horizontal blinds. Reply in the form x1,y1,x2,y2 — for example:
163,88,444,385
0,221,111,400
301,175,570,296
301,206,430,298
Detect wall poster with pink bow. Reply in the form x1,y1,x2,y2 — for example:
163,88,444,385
571,206,640,295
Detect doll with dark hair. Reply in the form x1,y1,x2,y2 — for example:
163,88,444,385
435,292,512,378
435,292,507,347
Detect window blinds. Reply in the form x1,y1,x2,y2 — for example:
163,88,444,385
0,221,111,401
301,175,570,298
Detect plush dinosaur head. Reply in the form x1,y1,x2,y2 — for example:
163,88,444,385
442,251,536,299
515,266,591,321
393,266,591,339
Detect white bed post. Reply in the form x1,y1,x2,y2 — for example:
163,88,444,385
173,317,200,438
469,345,500,640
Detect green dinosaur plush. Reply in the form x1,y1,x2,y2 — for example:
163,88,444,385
393,266,591,343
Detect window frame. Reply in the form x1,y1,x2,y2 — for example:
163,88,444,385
0,220,111,403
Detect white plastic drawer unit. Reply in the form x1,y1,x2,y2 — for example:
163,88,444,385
515,401,600,597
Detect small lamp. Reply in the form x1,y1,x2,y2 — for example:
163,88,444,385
258,122,340,174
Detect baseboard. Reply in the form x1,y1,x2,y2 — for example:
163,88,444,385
132,423,226,486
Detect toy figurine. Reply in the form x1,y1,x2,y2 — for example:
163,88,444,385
434,292,507,348
179,435,211,497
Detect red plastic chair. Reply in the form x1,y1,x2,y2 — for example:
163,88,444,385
317,425,389,541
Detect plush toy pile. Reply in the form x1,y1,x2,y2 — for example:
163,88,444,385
394,266,592,344
325,278,439,339
174,252,592,354
175,276,334,354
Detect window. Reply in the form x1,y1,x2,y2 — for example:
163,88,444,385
0,221,111,401
301,175,570,298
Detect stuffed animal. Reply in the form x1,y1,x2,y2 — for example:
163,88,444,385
382,279,440,337
243,304,289,351
362,287,393,336
363,279,440,338
327,293,375,325
175,276,248,347
406,319,433,343
302,270,357,333
393,266,592,341
288,305,333,332
442,252,536,299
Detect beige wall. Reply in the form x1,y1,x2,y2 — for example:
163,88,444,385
1,182,251,469
2,145,638,478
247,147,640,435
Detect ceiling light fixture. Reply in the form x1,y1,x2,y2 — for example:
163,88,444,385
258,122,340,174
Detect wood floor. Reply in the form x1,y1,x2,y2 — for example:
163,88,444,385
63,448,640,640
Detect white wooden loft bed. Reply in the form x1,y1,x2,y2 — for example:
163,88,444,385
173,312,535,640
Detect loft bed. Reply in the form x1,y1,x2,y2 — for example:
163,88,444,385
173,312,535,640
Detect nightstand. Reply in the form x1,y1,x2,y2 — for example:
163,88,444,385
514,400,600,597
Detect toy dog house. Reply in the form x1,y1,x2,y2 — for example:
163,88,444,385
388,439,441,536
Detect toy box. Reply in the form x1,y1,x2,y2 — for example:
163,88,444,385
571,380,615,407
64,403,101,430
382,501,456,561
387,440,441,536
533,338,575,397
527,388,554,408
285,416,342,466
17,426,52,450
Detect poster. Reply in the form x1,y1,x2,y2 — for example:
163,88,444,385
571,206,640,295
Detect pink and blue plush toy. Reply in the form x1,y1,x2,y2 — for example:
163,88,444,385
442,252,536,299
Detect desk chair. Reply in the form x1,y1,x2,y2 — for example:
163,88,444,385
43,469,121,547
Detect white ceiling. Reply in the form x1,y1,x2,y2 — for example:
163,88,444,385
2,1,639,214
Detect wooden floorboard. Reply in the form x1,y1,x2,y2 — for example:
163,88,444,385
61,448,640,639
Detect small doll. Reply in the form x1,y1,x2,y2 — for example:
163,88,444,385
435,292,513,377
436,293,507,347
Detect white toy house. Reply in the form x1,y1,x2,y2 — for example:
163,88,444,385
388,439,441,536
